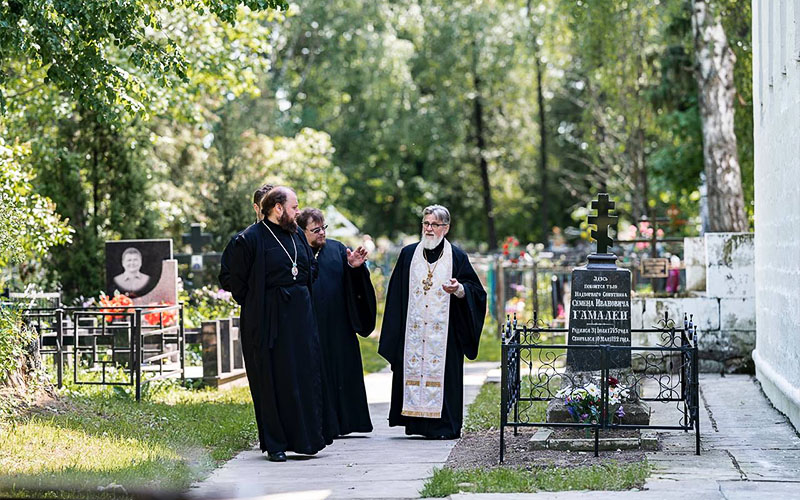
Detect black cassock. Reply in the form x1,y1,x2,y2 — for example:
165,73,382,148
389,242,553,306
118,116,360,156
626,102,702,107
219,220,337,455
378,239,487,439
312,239,377,435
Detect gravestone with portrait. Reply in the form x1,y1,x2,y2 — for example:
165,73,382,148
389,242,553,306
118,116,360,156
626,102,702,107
105,239,179,366
105,239,178,305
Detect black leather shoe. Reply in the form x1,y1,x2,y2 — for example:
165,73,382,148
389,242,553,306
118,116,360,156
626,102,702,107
267,451,287,462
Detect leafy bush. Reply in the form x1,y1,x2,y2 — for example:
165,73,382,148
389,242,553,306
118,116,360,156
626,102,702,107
0,307,37,386
181,286,240,328
0,306,45,416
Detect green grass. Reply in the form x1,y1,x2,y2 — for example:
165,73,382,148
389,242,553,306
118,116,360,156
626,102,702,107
463,382,502,432
420,462,652,497
474,319,502,362
358,334,387,374
463,381,547,432
430,380,650,497
0,381,257,497
472,318,568,364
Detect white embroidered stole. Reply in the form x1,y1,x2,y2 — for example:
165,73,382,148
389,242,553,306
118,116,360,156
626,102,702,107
401,240,453,418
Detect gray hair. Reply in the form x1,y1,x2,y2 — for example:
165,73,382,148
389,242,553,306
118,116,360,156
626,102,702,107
422,205,451,225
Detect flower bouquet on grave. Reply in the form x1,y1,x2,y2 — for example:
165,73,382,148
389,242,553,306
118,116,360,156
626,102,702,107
143,302,177,327
555,376,632,430
98,291,134,323
501,236,526,264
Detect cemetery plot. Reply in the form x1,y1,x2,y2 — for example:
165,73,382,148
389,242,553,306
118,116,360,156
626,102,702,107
499,312,701,462
22,305,186,400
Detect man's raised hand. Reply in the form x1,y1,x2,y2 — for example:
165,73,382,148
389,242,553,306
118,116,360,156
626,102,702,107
346,246,369,268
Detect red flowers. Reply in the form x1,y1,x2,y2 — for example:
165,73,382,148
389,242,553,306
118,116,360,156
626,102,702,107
98,292,134,323
97,292,176,327
144,302,177,327
502,236,524,263
608,376,619,388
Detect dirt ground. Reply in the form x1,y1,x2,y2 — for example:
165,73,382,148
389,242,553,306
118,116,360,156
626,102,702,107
445,429,647,469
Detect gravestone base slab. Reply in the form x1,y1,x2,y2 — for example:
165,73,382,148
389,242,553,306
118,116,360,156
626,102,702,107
201,369,248,389
527,428,659,451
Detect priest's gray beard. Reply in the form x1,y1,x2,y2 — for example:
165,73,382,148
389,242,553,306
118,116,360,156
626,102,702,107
421,231,444,250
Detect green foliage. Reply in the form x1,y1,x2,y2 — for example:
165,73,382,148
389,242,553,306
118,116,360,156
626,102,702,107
0,0,756,300
199,125,344,247
357,335,387,375
0,383,257,495
474,319,502,363
0,307,36,386
260,0,574,247
420,462,652,497
462,381,547,433
0,140,72,267
0,0,287,121
181,286,240,329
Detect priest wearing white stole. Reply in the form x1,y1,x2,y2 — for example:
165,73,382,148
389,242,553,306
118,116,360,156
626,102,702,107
379,205,487,439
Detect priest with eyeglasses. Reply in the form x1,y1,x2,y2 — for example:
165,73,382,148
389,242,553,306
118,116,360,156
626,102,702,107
379,205,487,439
297,208,377,437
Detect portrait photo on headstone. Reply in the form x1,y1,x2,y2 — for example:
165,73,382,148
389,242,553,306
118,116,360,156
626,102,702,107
105,240,173,298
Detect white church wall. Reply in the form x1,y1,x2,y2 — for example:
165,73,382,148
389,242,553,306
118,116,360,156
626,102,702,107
752,0,800,431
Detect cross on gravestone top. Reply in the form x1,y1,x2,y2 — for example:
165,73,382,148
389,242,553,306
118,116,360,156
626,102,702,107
183,223,212,255
588,193,618,254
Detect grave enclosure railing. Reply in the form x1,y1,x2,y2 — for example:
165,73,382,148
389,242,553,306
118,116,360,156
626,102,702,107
500,312,700,462
21,304,185,401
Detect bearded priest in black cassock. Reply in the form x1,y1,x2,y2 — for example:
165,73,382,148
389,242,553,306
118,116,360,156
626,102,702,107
379,205,487,439
298,208,377,436
219,187,336,462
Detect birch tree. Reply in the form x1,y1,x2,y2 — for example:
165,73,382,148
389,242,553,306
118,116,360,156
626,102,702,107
691,0,748,232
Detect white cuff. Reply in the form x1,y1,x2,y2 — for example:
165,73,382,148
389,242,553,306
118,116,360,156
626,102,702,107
454,283,466,298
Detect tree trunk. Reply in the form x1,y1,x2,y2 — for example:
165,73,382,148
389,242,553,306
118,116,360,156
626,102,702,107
535,48,549,240
691,0,748,232
471,41,498,251
527,0,549,240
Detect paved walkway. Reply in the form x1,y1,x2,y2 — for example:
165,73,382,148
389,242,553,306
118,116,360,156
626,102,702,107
451,374,800,500
189,362,497,500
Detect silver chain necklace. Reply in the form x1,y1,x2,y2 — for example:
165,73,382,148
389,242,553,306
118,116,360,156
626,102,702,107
262,220,299,280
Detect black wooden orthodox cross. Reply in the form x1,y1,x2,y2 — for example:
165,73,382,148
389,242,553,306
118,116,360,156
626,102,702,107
183,223,212,255
175,223,221,287
588,193,618,254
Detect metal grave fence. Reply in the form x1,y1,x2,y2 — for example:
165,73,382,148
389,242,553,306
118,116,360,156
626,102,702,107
500,311,700,461
22,304,185,401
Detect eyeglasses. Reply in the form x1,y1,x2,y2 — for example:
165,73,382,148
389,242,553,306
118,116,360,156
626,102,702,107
422,221,448,229
309,225,328,234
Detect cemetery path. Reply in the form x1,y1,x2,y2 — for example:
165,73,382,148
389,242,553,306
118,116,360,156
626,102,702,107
188,361,497,500
449,374,800,500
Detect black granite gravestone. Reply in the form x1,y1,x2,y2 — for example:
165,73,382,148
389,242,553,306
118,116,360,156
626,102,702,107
566,194,632,371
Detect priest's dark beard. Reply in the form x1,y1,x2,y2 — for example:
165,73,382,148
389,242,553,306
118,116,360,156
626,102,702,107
279,211,298,232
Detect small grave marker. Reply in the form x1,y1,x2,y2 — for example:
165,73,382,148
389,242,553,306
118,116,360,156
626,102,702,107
640,257,669,278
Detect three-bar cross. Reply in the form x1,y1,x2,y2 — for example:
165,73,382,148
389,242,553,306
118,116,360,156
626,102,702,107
588,193,618,254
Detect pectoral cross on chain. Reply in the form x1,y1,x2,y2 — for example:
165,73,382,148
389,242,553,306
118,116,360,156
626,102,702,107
422,272,434,292
588,193,618,254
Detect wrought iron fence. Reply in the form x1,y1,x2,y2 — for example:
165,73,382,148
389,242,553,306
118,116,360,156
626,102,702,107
21,305,185,401
500,312,700,461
